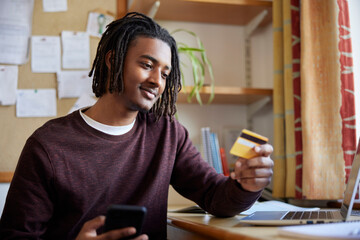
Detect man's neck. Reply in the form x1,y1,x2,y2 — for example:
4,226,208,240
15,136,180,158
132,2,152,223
84,93,138,126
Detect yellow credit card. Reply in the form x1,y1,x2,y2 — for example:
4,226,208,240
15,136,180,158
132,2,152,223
230,129,268,159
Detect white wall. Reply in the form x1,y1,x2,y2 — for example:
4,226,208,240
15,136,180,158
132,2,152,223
158,21,247,87
349,0,360,141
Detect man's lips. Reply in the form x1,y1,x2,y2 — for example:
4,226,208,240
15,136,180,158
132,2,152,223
140,86,158,100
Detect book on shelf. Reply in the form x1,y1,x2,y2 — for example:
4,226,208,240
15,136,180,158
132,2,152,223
200,127,230,175
220,147,230,176
201,127,214,168
210,132,223,174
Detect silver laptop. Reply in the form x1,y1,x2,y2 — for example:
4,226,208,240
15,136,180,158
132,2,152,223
240,138,360,225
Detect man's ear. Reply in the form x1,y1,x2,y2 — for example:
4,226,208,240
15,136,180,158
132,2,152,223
105,51,113,70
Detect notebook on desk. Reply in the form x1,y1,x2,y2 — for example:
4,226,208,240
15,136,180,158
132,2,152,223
240,138,360,226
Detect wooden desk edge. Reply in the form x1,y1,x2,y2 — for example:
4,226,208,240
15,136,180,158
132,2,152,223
167,216,259,240
0,172,13,183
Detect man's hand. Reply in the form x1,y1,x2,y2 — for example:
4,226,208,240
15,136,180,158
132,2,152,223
76,216,148,240
230,144,274,192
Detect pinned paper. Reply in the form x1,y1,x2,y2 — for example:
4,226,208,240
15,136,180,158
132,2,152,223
31,36,61,73
0,65,18,105
68,93,97,114
0,0,34,65
42,0,67,12
61,31,90,69
16,89,57,117
86,12,114,38
57,70,93,98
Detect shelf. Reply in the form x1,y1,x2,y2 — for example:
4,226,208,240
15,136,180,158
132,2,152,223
128,0,272,26
177,86,272,104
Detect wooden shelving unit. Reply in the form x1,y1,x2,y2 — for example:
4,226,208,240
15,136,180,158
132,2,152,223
127,0,272,26
178,86,272,104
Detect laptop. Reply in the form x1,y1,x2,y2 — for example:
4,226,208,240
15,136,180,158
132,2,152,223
240,138,360,225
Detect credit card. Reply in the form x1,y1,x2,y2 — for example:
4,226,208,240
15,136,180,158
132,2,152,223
230,129,268,159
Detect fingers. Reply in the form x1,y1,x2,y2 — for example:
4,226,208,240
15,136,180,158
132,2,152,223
230,163,273,192
76,216,149,240
100,228,148,240
83,215,106,232
133,234,149,240
230,144,274,192
76,216,106,240
235,166,273,179
100,227,142,240
233,155,273,170
254,143,273,157
246,156,274,169
238,176,272,192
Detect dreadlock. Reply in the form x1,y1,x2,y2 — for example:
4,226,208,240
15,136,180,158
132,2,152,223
89,12,181,121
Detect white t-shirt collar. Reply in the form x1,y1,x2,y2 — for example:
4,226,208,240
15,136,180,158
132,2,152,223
79,108,135,136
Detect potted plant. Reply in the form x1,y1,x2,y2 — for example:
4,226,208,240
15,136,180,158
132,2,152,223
171,29,215,105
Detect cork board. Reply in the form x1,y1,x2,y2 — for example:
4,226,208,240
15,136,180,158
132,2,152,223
0,0,117,173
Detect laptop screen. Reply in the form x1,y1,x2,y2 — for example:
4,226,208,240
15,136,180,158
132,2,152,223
341,138,360,219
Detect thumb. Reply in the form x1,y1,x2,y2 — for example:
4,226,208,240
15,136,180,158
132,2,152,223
82,215,106,231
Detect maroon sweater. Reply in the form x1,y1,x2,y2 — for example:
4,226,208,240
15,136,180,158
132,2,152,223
0,111,261,239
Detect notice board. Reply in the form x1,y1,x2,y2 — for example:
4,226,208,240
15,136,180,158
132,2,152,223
0,0,118,175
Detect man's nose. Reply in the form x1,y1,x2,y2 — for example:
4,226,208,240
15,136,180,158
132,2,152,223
148,69,162,87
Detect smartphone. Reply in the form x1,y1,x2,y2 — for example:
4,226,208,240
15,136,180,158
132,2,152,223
104,204,147,239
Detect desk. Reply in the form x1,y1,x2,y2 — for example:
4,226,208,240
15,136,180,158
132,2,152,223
167,209,293,240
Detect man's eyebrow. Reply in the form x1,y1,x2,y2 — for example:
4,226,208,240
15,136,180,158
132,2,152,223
140,54,171,70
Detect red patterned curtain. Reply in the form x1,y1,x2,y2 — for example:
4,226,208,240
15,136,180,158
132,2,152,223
272,0,356,199
338,0,357,184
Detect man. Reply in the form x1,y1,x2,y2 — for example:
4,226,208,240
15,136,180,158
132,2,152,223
0,12,273,239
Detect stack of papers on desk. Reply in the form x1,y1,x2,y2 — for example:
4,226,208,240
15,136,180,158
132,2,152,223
240,200,320,215
278,221,360,239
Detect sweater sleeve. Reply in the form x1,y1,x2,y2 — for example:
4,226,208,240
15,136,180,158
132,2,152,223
170,124,261,217
0,136,55,239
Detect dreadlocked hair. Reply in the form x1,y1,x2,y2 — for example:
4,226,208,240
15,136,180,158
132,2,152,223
89,12,181,121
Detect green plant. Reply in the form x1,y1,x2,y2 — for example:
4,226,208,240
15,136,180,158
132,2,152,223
171,29,214,105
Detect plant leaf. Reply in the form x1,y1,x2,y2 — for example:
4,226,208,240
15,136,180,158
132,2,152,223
172,28,215,105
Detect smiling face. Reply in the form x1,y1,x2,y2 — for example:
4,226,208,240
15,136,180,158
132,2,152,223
112,36,172,113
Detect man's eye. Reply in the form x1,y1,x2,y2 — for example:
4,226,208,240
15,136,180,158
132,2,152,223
162,73,168,79
142,62,152,69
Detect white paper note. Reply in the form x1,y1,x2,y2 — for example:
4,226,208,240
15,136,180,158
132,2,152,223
279,221,360,240
68,93,97,114
42,0,67,12
57,70,93,98
0,65,18,105
86,12,114,38
31,36,61,73
0,0,34,65
16,89,57,117
61,31,90,69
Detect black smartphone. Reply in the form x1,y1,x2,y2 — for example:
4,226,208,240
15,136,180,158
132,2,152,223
104,204,147,239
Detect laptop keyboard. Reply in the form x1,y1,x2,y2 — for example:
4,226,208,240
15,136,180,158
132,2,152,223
352,210,360,216
282,211,336,220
